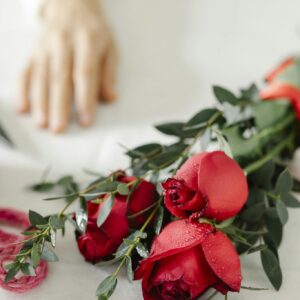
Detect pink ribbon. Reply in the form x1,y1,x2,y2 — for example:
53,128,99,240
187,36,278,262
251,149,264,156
0,208,48,293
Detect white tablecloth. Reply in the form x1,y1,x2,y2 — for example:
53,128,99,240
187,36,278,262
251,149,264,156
1,0,300,299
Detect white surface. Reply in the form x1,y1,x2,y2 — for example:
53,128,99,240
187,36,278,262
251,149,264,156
1,0,300,299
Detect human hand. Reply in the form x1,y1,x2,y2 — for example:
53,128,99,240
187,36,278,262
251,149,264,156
18,0,117,133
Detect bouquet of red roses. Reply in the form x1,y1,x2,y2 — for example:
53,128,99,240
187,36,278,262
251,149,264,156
2,56,300,299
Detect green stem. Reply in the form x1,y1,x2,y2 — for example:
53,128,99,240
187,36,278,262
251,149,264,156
113,201,162,277
244,130,295,175
254,113,295,141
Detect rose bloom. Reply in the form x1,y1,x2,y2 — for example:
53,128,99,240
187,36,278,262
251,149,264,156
135,219,242,300
76,175,158,263
260,56,300,119
162,151,248,220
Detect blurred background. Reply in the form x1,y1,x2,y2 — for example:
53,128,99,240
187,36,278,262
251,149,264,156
1,1,300,299
1,0,300,173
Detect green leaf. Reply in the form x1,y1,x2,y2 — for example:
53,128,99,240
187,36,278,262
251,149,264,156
253,100,291,130
281,193,300,207
213,85,238,104
215,217,235,229
125,257,134,282
146,144,186,169
292,178,300,192
265,208,283,247
97,196,114,227
57,175,74,186
4,266,20,283
117,183,129,196
43,192,78,201
154,206,164,235
275,200,289,225
222,126,261,159
49,215,65,230
96,181,119,193
185,108,219,130
155,122,185,137
20,263,36,276
96,275,117,297
75,209,88,233
136,242,149,258
240,202,265,223
29,210,47,226
29,182,55,192
41,246,59,262
126,143,162,159
275,169,293,195
31,243,41,268
50,228,56,247
260,248,282,290
249,160,274,189
247,244,268,254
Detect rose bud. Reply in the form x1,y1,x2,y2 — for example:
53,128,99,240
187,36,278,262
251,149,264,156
76,175,158,263
162,151,248,221
260,56,300,119
135,219,242,300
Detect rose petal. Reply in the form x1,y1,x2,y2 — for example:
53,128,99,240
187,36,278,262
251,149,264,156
135,220,213,278
197,151,248,220
265,57,294,82
176,153,207,190
202,231,242,292
151,246,218,298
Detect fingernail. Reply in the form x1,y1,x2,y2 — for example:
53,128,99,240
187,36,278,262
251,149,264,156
79,113,93,126
51,118,66,133
35,113,48,128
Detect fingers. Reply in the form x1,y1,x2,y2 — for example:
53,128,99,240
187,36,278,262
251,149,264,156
31,53,49,128
49,32,73,133
18,61,33,113
99,40,117,102
74,31,102,127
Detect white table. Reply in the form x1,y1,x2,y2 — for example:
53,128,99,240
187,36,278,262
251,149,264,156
1,0,300,299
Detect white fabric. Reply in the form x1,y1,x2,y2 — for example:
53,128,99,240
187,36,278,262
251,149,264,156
1,0,300,299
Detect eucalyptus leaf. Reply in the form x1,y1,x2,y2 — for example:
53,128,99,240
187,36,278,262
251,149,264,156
49,215,65,230
117,183,129,196
213,85,238,104
125,257,134,282
265,208,283,247
21,263,36,276
29,210,47,226
41,246,59,262
29,182,55,192
275,169,292,195
247,244,267,254
136,242,149,258
96,275,117,297
155,122,185,137
260,248,282,290
275,200,288,225
126,143,162,159
185,108,219,130
4,266,20,283
31,243,41,268
97,196,114,227
154,206,164,235
281,193,300,207
76,210,88,233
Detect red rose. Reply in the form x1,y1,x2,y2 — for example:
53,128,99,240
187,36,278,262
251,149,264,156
76,175,158,263
135,219,242,300
162,151,248,220
260,56,300,119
